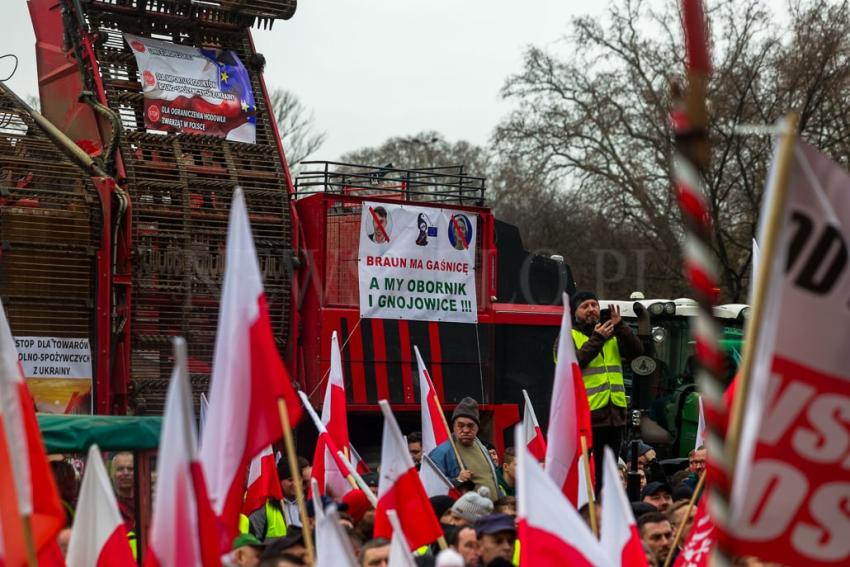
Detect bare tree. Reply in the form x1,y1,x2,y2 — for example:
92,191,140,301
269,88,326,171
494,0,850,301
341,131,490,175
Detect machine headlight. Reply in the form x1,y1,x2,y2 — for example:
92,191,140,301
649,302,665,315
652,326,667,343
665,302,676,315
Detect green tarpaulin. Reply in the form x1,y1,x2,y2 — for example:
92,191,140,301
37,414,162,454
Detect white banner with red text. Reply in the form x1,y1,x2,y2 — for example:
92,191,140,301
358,201,477,324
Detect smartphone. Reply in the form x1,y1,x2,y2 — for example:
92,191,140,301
599,308,611,324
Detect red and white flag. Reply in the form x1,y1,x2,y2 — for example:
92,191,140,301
312,331,355,497
0,298,65,566
66,444,135,567
299,391,355,497
544,293,594,506
199,187,302,539
241,445,282,515
600,447,646,567
146,338,220,567
516,426,609,567
728,139,850,566
674,496,714,567
522,389,547,461
694,396,706,451
415,346,450,456
374,400,443,551
418,454,458,499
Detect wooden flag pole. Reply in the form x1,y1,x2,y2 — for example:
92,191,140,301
437,535,448,550
278,398,315,565
579,435,597,538
22,515,37,567
435,399,466,471
663,472,706,567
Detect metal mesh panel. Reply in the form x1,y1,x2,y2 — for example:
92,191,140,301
84,5,292,413
0,91,101,340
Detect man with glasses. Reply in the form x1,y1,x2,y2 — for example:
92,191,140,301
684,445,707,490
429,397,501,501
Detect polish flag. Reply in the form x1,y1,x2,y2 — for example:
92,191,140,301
386,511,418,567
600,447,647,566
313,479,358,567
312,331,354,497
374,400,443,551
0,298,65,566
415,346,450,456
199,187,302,540
522,389,547,461
544,293,594,506
516,426,609,567
419,454,458,499
349,444,370,476
66,445,135,567
674,497,714,567
241,445,282,515
146,338,220,567
299,391,354,497
694,396,706,451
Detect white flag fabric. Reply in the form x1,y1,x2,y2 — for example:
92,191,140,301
386,511,418,567
730,138,850,566
146,338,219,567
313,476,358,567
66,445,136,567
600,447,647,567
419,454,456,498
522,389,547,461
694,396,706,452
516,426,610,567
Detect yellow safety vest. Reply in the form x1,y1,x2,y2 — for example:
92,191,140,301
265,501,287,538
127,531,137,560
571,329,627,410
239,514,250,534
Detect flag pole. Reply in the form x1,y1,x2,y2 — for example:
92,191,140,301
416,347,466,470
663,472,706,567
579,435,597,537
297,391,359,491
22,515,37,567
724,114,798,476
278,398,315,565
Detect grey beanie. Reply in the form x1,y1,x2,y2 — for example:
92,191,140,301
451,397,480,426
451,487,493,523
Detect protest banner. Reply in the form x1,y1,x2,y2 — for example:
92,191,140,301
728,140,850,565
125,33,256,143
14,336,92,414
358,201,477,324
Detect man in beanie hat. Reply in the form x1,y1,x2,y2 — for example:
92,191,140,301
568,291,643,488
428,397,501,501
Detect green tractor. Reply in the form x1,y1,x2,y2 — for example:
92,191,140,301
600,296,747,458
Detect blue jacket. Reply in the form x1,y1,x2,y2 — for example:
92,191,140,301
428,437,499,484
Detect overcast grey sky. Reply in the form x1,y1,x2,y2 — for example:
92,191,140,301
2,0,606,160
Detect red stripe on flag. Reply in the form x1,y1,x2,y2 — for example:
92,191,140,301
0,411,25,567
95,525,135,567
518,520,596,567
374,468,443,550
189,461,226,566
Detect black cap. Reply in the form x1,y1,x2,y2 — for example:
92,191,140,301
672,484,694,502
473,513,516,536
570,291,598,316
641,481,672,500
429,495,455,520
276,457,293,481
631,501,658,519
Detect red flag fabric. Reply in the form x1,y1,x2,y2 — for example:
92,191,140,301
66,444,135,567
374,400,442,551
146,338,220,567
674,497,714,567
349,444,370,476
299,391,354,498
522,389,547,461
544,293,594,506
0,298,65,566
600,447,647,567
516,426,608,567
727,140,850,566
241,445,282,515
312,331,355,497
199,187,302,540
415,346,450,456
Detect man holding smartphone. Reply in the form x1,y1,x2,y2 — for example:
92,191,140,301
569,290,643,488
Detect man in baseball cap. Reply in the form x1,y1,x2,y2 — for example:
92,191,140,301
474,514,516,566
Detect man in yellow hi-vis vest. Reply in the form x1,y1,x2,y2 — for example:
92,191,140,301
570,291,643,489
